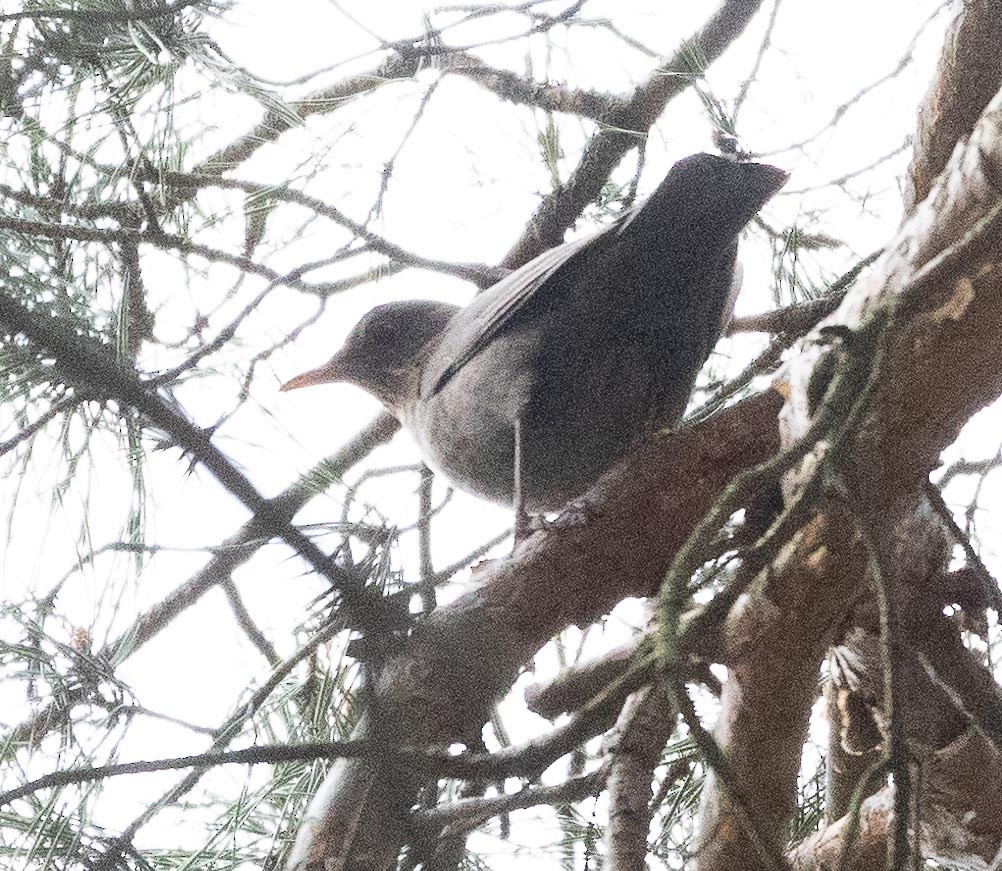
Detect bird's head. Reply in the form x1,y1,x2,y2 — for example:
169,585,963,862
281,300,459,411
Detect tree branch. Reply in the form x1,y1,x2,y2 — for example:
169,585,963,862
696,77,1002,871
903,0,1002,216
286,389,784,869
605,681,678,870
4,413,399,750
500,0,766,269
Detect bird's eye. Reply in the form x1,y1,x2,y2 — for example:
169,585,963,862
350,321,369,344
353,314,398,348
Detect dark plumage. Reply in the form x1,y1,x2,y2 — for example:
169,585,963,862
283,152,787,511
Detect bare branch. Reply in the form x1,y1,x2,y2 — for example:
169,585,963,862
848,491,917,869
731,0,784,125
0,394,79,458
755,3,948,160
789,730,1002,870
727,248,881,335
445,54,619,122
286,390,783,868
2,738,554,808
0,215,395,298
221,577,281,667
413,766,608,835
167,172,505,287
696,73,1002,871
0,294,382,621
605,683,677,869
525,636,642,719
191,51,427,180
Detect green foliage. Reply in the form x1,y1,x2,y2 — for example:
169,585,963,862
24,1,227,101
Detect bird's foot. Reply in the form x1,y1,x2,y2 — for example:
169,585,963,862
512,507,538,548
553,498,600,529
511,502,596,549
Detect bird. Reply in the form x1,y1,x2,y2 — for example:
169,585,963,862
282,152,787,533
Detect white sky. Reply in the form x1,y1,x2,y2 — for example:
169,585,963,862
6,1,1001,867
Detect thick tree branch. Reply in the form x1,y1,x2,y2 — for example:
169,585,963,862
285,389,784,869
605,683,677,870
903,0,1002,216
525,637,643,719
789,729,1002,870
696,80,1002,870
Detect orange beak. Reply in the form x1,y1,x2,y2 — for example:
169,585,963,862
280,355,348,392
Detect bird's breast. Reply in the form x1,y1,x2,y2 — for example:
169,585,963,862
400,249,739,509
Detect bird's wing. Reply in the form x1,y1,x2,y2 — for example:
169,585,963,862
423,215,629,398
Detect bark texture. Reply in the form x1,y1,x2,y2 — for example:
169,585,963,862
903,0,1002,215
697,82,1002,871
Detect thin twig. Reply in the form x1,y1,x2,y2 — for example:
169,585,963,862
924,480,1002,613
732,0,783,125
413,765,609,834
0,214,398,299
0,394,79,457
841,481,915,871
167,172,504,287
221,577,281,667
417,465,437,614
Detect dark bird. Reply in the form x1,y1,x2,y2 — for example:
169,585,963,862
282,153,787,527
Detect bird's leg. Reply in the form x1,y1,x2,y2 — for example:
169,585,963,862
512,410,532,545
